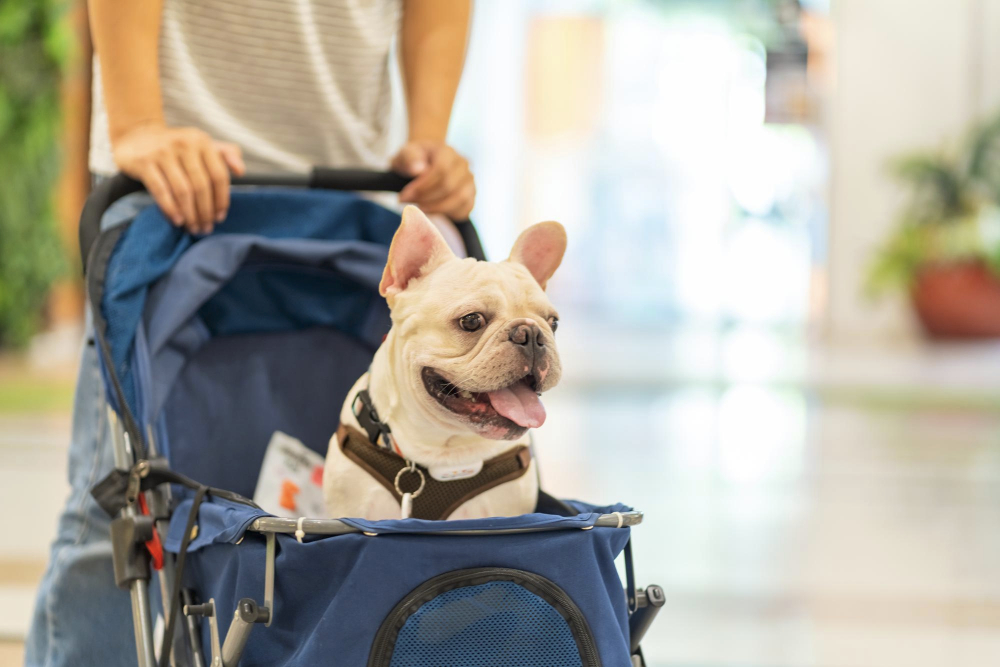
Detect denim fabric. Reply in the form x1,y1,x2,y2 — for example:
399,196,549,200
24,314,137,666
24,187,152,666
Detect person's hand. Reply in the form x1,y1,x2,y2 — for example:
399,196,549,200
391,141,476,220
113,124,246,234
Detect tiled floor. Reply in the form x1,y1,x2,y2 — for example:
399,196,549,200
536,386,1000,666
0,643,24,667
3,336,1000,666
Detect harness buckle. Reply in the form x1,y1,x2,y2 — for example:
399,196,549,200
353,390,395,451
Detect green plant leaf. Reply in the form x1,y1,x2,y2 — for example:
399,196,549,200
0,0,68,347
0,4,33,43
891,152,968,221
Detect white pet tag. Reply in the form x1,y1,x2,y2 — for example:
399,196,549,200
400,493,413,519
428,460,484,481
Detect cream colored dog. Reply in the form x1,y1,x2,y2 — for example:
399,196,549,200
324,206,566,520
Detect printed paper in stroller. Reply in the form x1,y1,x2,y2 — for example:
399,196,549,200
254,432,327,518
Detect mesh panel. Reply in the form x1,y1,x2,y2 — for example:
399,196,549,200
388,581,583,667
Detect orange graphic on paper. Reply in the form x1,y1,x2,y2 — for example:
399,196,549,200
279,480,300,511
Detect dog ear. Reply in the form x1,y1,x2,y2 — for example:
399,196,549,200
380,206,456,297
507,221,567,289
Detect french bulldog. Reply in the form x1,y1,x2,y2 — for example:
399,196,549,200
324,206,566,520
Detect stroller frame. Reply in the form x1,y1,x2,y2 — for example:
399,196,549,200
84,170,662,667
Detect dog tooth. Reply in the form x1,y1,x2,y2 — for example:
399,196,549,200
459,390,473,399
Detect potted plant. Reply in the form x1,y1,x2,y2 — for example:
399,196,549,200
868,114,1000,338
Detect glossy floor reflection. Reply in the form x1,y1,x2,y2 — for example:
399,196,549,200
535,384,1000,667
6,337,1000,666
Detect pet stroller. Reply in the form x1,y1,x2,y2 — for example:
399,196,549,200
80,169,664,667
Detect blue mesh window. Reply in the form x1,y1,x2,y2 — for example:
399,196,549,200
388,581,583,667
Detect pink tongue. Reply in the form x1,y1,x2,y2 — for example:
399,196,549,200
486,380,546,428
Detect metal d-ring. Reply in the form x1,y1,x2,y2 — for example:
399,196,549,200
394,462,426,498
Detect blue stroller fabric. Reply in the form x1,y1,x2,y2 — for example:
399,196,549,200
162,497,634,667
96,189,401,494
98,189,399,420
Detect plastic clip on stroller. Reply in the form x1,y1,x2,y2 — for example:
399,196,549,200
81,168,662,667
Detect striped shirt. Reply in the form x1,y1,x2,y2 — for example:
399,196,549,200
90,0,403,176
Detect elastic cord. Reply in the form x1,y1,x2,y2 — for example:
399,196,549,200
159,485,208,667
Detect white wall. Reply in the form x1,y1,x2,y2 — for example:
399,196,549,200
827,0,1000,342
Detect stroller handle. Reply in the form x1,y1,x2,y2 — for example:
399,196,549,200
239,168,411,192
79,168,486,274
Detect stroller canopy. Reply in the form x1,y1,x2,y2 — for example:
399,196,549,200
89,190,402,496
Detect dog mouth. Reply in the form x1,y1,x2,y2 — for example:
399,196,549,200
421,367,547,432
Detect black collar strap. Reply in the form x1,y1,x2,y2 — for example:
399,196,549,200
352,388,396,453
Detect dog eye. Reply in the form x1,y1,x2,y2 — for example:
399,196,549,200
548,316,559,333
459,312,485,332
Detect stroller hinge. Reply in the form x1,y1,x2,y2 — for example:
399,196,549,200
184,597,269,667
628,585,665,659
110,512,154,590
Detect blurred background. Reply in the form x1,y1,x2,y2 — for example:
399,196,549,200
4,0,1000,665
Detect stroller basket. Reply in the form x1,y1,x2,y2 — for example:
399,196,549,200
81,169,662,667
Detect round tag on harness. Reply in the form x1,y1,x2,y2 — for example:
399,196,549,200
394,463,426,498
395,463,425,520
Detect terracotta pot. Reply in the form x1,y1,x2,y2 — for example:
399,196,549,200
911,262,1000,338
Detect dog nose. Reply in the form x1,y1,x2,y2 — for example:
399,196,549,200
509,323,544,349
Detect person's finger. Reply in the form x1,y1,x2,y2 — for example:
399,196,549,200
391,142,429,177
202,146,232,222
415,160,469,206
141,163,183,226
179,148,215,232
399,149,455,202
159,154,198,231
398,171,431,203
216,142,246,176
423,182,475,220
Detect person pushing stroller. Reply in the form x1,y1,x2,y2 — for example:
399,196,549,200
27,2,475,665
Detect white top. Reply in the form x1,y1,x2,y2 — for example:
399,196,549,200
90,0,403,176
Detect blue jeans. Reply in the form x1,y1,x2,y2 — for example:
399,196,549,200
25,316,137,666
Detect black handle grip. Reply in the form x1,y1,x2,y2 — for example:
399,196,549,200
309,168,411,192
226,169,412,192
79,168,485,274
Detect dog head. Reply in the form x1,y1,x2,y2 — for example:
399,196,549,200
378,206,566,442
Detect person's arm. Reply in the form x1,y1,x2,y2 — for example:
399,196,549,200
89,0,244,233
392,0,476,220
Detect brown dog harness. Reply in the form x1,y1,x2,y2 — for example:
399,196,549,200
336,424,532,520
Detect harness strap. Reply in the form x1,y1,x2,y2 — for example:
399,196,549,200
337,425,532,520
